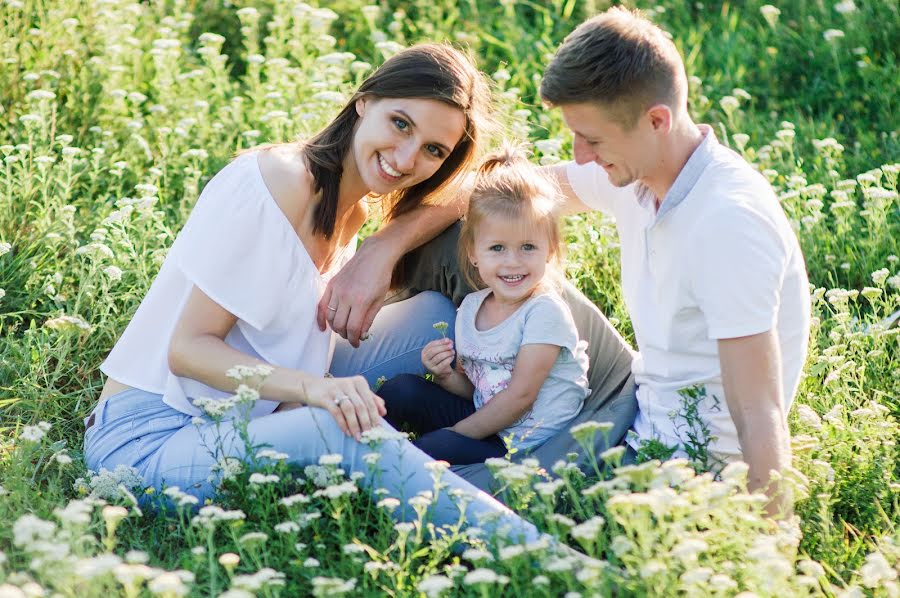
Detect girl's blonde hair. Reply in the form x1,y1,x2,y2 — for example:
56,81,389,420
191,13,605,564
459,142,565,291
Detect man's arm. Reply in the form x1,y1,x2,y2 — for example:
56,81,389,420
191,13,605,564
318,198,467,347
718,330,792,518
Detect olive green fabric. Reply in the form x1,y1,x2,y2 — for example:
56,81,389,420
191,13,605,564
388,221,637,494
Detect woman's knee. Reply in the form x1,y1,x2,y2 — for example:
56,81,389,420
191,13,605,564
250,406,347,455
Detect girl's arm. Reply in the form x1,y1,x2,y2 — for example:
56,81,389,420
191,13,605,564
449,344,560,440
434,363,475,399
168,285,385,440
421,338,474,398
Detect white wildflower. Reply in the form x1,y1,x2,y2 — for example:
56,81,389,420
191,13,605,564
834,0,857,14
871,268,890,285
318,453,343,466
310,576,356,595
417,574,454,597
719,95,740,114
571,516,605,541
463,568,508,586
248,473,280,485
103,265,123,281
280,493,310,507
148,572,188,596
462,548,493,562
859,551,897,588
43,315,91,332
311,91,345,104
274,521,300,534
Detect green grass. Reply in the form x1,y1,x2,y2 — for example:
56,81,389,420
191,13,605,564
1,0,898,596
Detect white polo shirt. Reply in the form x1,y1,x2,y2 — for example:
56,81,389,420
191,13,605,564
567,126,810,462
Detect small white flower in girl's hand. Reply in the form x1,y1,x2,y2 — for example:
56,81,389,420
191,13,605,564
432,321,449,337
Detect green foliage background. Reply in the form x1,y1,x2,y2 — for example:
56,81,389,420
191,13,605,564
0,0,898,596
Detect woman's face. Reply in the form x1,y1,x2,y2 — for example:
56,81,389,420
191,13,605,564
351,97,467,195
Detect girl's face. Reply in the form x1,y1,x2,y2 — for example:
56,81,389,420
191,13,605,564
469,213,553,306
351,96,467,195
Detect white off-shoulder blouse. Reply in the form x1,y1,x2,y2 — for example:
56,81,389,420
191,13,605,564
101,151,354,417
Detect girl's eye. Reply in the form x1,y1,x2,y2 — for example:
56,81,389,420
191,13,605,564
489,244,504,252
522,243,537,251
393,118,409,131
425,144,443,158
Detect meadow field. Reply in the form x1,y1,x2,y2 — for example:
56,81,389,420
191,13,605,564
0,0,898,595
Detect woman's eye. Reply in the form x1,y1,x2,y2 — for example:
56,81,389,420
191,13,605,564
393,118,408,131
425,144,443,158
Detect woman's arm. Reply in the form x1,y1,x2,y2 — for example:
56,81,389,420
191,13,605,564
168,285,385,440
449,344,560,440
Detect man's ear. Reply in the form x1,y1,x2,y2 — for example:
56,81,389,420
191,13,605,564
646,104,673,135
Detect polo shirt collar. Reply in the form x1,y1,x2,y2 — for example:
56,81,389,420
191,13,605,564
637,124,718,220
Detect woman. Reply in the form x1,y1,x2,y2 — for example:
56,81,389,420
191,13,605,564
84,44,541,541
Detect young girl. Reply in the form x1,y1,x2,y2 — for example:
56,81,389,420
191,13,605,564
379,145,590,465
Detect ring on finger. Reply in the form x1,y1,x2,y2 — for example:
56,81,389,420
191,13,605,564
327,305,338,312
333,393,350,407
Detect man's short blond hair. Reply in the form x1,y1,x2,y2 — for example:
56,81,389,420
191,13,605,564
541,7,687,128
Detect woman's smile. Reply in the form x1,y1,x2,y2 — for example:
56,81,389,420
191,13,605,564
376,152,405,180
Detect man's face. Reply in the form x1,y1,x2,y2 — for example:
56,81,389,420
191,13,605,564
560,102,652,188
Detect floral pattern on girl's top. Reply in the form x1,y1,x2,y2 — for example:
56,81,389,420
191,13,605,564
458,355,531,426
454,288,590,450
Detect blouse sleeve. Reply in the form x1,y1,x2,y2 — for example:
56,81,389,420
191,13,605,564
169,153,316,331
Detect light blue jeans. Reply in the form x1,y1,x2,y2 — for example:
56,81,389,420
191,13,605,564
84,292,542,543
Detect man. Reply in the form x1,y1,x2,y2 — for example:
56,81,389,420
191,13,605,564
540,7,810,514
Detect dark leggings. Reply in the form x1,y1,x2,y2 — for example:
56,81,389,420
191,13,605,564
378,374,507,465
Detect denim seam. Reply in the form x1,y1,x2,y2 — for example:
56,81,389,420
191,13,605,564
357,346,428,377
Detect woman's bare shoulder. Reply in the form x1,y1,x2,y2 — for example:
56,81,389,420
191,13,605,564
256,144,314,228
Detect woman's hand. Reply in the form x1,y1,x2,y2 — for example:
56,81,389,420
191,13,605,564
422,338,456,380
301,375,386,441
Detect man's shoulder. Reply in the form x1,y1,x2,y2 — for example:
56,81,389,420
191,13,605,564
701,146,773,197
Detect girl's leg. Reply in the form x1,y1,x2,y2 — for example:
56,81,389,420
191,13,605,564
415,428,506,465
378,374,504,465
329,291,456,387
378,374,476,435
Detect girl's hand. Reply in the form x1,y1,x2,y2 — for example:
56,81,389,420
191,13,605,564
301,375,386,441
422,338,455,379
